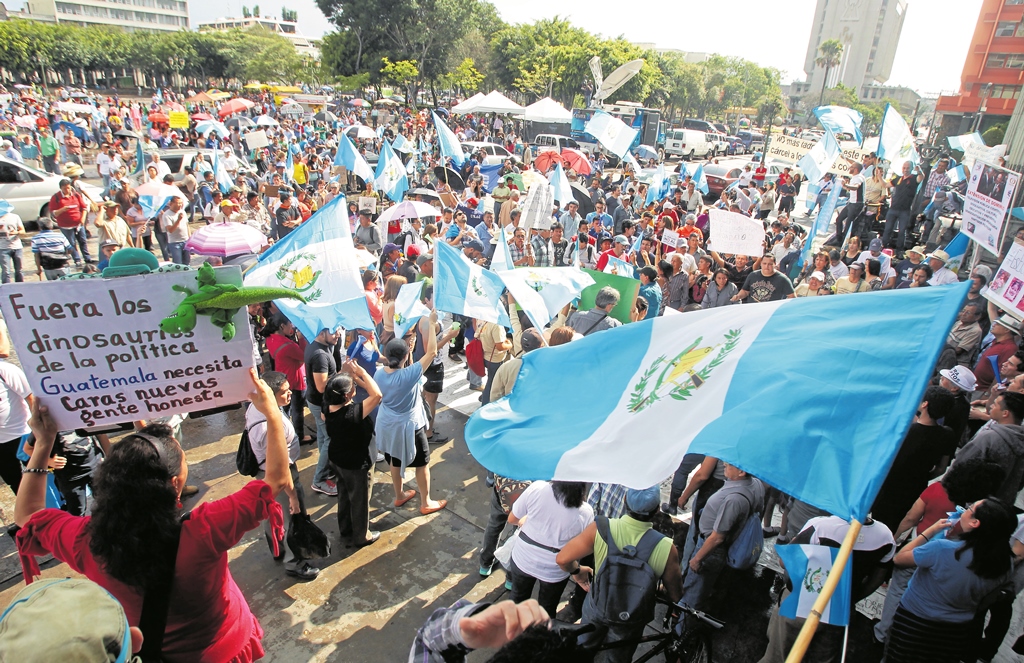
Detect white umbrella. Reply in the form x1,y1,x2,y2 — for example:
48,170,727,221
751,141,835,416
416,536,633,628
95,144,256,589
195,120,230,138
523,97,572,123
452,92,486,114
255,115,278,127
345,124,377,140
376,201,441,225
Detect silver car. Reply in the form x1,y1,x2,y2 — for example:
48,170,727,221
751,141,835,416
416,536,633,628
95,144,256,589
0,156,103,227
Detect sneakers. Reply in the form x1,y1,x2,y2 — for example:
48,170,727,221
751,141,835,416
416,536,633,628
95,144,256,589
311,480,338,497
180,485,200,498
428,434,450,445
479,561,495,577
285,562,320,581
375,452,386,463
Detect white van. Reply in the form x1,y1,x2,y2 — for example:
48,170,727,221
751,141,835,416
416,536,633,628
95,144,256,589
664,129,713,160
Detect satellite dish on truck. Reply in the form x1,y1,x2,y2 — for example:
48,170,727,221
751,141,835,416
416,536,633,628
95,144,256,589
591,58,645,105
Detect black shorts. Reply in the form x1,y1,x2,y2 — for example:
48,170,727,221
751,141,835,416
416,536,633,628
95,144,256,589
423,362,444,394
384,427,430,468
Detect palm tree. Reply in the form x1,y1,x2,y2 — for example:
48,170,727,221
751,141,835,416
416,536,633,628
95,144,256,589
815,39,844,106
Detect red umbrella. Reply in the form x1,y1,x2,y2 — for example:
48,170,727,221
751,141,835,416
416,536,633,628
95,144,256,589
148,111,169,123
533,150,564,173
191,112,214,121
218,98,255,118
165,102,185,112
560,148,592,175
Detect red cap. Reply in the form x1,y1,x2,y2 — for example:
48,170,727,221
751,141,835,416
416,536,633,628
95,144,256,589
406,245,421,259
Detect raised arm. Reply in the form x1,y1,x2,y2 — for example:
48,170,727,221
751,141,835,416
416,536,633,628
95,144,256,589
247,368,292,496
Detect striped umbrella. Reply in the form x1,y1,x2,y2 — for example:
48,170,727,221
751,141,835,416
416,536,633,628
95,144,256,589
185,221,268,257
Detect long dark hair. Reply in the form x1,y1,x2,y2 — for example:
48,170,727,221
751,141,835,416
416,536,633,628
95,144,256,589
551,481,588,509
956,497,1016,579
87,424,184,590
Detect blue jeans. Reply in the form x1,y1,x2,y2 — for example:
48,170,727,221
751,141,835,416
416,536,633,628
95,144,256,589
154,230,170,260
0,248,23,283
60,226,91,263
167,241,190,265
308,402,335,485
882,208,912,251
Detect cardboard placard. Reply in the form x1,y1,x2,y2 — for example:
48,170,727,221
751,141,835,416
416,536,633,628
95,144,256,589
709,209,765,257
358,196,377,213
262,184,280,199
0,267,256,430
168,111,189,129
661,229,680,248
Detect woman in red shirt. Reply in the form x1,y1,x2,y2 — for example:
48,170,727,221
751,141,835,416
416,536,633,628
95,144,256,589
265,317,313,444
15,369,291,663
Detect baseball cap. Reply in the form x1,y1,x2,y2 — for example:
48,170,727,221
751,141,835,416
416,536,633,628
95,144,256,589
849,261,865,271
406,245,421,259
869,238,883,251
219,199,237,207
939,366,978,392
625,486,661,515
810,271,826,282
415,254,432,267
275,161,286,168
0,578,133,662
520,328,544,354
465,239,486,253
100,238,120,249
613,234,629,247
382,242,401,255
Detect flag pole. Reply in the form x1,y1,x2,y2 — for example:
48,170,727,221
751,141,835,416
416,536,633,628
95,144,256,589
784,519,862,663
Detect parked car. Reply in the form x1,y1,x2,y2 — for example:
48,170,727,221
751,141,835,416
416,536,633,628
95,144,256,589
727,136,744,155
664,129,714,160
708,133,731,158
713,122,730,135
745,158,786,185
462,141,513,165
682,118,717,134
0,156,103,227
532,134,580,153
131,149,260,187
702,164,743,197
638,167,681,188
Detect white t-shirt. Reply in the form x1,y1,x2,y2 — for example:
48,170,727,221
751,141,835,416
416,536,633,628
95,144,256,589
160,208,190,243
0,362,32,441
738,171,753,187
857,250,891,276
829,261,849,280
0,213,24,251
847,174,865,204
96,152,113,175
510,480,594,582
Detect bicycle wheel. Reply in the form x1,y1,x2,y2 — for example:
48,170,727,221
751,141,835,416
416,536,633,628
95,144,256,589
672,629,711,663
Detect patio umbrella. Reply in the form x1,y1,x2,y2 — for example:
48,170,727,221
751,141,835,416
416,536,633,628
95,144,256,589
165,102,186,112
218,98,255,118
570,183,595,217
114,129,138,138
191,112,214,121
255,115,279,127
433,166,465,191
195,120,230,138
345,125,377,140
148,112,169,123
224,116,256,130
280,103,303,115
533,151,563,173
313,111,338,123
561,148,592,176
634,144,659,161
187,92,214,103
376,201,441,225
185,221,268,257
243,82,267,90
348,98,371,107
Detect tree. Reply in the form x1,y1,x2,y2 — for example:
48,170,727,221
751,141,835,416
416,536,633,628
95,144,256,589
440,57,484,95
281,7,297,22
815,38,844,106
242,5,251,17
983,123,1007,146
253,5,260,17
380,57,419,100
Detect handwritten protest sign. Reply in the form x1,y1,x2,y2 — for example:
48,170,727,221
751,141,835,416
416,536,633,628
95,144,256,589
962,161,1019,256
766,134,868,177
982,239,1024,320
168,111,189,129
661,229,680,248
709,209,765,257
0,267,255,430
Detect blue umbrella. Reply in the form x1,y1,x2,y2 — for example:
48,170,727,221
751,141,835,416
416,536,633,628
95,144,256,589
634,144,659,161
195,120,230,138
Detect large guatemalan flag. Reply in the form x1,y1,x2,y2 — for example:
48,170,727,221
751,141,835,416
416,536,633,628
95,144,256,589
465,283,969,521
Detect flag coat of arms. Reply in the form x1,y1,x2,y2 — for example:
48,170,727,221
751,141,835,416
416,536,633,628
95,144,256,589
374,140,409,202
465,283,969,521
393,281,431,338
777,544,852,627
877,103,919,175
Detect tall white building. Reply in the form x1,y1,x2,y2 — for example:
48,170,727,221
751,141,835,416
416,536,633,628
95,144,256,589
197,16,319,58
802,0,907,94
22,0,188,31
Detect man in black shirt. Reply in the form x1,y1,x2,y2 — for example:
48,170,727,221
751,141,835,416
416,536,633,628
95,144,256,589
305,326,343,496
733,254,795,303
710,251,756,288
882,161,923,253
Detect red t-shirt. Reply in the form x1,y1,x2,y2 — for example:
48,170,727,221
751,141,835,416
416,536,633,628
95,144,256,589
265,333,308,391
50,191,87,229
974,338,1018,391
754,166,767,182
916,481,954,535
595,248,622,272
17,481,283,663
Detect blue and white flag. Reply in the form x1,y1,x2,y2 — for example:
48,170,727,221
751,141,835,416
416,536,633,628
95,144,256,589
465,283,969,521
584,110,639,159
627,232,644,257
392,134,412,154
335,134,375,182
497,267,595,330
393,280,431,338
244,195,375,341
434,240,510,327
374,140,409,202
692,164,709,195
480,164,503,192
604,254,635,278
418,137,430,154
551,163,573,206
813,106,864,145
943,232,970,274
677,161,690,182
797,130,841,184
947,131,984,152
622,152,642,173
777,544,852,627
877,104,919,175
804,182,822,212
645,165,669,205
490,224,515,273
799,182,842,269
946,164,967,185
433,111,466,169
212,150,233,195
133,138,145,175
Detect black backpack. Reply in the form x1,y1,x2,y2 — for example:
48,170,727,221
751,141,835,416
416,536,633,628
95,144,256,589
234,424,259,477
588,516,665,627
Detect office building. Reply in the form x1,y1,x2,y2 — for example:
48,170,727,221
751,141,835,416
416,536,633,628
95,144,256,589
197,16,319,58
21,0,188,31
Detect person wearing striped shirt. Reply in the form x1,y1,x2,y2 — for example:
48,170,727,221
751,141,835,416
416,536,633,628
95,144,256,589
30,217,72,281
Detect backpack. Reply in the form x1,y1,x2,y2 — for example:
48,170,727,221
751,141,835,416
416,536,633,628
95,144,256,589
234,424,260,477
588,516,665,627
465,338,485,377
725,491,764,570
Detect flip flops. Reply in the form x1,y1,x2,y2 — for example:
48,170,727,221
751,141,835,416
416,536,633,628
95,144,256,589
394,490,416,507
420,499,448,515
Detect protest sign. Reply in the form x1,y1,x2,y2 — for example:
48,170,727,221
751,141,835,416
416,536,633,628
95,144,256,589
766,134,868,176
709,209,765,257
245,130,269,149
661,229,680,249
982,239,1024,320
168,111,189,129
579,269,639,324
358,196,377,213
962,161,1019,255
0,267,256,430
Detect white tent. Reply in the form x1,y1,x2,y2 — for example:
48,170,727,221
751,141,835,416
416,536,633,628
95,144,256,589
468,90,526,115
451,92,486,114
523,97,572,123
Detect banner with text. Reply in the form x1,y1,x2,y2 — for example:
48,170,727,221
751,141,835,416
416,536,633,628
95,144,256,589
0,267,255,430
983,239,1024,320
709,209,765,257
767,134,868,177
962,161,1019,256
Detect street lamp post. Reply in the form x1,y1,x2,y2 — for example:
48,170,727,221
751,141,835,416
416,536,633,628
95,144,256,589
972,83,991,134
167,56,184,91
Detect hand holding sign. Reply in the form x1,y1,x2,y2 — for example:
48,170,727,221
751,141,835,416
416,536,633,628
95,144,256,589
709,209,765,257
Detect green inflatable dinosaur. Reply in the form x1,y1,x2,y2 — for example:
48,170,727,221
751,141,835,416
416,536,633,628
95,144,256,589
160,262,306,341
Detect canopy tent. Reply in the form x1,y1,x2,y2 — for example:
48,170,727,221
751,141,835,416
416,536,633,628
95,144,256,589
523,97,572,123
451,92,485,114
467,90,525,115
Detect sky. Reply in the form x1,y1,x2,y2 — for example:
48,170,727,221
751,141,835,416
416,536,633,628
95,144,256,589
10,0,982,95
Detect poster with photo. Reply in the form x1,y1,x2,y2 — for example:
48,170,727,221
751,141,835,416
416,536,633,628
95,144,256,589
982,239,1024,320
962,161,1019,255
